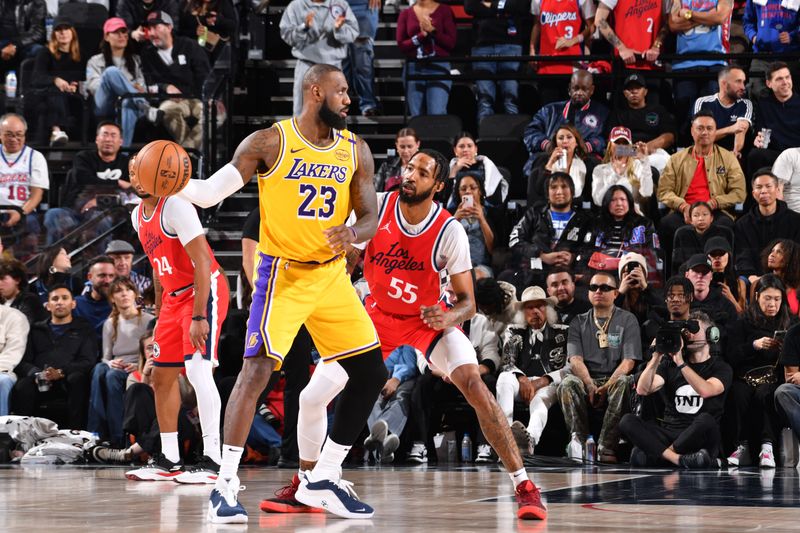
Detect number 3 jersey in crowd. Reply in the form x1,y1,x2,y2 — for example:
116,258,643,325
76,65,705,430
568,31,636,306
0,145,49,207
132,196,228,365
362,191,473,358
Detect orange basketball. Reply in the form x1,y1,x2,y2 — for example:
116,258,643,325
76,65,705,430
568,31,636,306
131,140,192,197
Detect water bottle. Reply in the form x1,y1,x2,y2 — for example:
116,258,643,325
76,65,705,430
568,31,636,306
461,433,473,463
5,71,17,99
446,437,457,463
780,427,798,467
198,26,208,48
566,432,583,462
585,435,597,463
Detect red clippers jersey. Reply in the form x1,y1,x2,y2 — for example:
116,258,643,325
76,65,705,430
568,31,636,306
612,0,663,70
135,197,220,294
538,0,583,74
364,192,454,316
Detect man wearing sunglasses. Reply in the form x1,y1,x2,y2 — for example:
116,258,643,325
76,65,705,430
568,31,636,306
559,271,642,463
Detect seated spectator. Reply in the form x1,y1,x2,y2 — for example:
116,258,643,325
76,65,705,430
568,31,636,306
528,1,595,103
775,323,800,453
475,278,524,336
30,246,84,305
88,277,155,447
685,253,739,323
503,173,592,294
619,310,732,468
446,132,508,209
735,170,800,283
759,239,800,316
11,285,97,429
0,304,29,416
498,286,569,455
668,0,731,126
771,146,800,214
0,258,46,324
177,0,237,64
396,0,456,117
587,186,660,283
0,113,48,255
86,18,154,147
0,0,46,74
657,110,746,255
750,63,800,178
591,127,654,215
450,174,495,275
706,236,746,316
375,128,419,192
692,66,753,156
523,70,609,177
615,253,663,329
363,345,419,463
141,11,210,149
105,240,151,295
743,4,800,98
606,73,676,173
726,274,795,467
74,256,116,341
44,122,131,245
280,0,358,116
31,16,83,146
672,201,733,275
527,125,595,208
546,267,591,325
559,271,641,463
118,0,182,42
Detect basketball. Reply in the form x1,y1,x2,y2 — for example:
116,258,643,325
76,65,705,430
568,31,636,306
131,140,192,197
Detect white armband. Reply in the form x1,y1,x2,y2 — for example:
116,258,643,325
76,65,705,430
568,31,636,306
178,163,246,209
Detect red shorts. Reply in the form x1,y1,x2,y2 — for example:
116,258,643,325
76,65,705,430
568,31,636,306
152,271,229,367
366,295,442,360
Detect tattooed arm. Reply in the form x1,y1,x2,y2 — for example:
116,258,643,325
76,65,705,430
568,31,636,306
595,4,636,63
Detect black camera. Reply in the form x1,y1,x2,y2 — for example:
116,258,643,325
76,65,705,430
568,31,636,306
655,319,700,354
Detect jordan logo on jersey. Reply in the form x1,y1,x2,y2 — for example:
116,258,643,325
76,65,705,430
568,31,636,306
379,222,392,234
285,158,348,184
368,242,425,275
541,11,577,26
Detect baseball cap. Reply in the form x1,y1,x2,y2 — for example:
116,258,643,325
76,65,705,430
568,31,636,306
610,126,632,144
146,10,174,26
704,236,732,255
105,240,135,255
623,73,646,89
618,252,648,278
515,286,557,310
53,15,73,30
686,254,712,272
103,17,127,34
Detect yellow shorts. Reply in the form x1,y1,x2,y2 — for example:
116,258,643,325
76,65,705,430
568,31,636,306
244,252,380,370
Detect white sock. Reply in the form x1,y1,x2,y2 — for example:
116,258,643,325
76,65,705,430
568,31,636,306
762,442,774,454
161,432,180,463
509,468,529,488
310,439,350,481
219,444,244,482
184,354,222,464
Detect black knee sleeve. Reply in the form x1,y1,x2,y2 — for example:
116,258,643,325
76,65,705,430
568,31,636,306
329,347,387,445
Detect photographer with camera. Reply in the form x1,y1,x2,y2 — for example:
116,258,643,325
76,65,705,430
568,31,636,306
724,274,796,468
43,122,131,245
559,272,642,463
619,311,732,468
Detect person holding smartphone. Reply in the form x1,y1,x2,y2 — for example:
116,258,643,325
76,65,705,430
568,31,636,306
615,253,663,333
705,237,746,315
451,173,495,275
591,126,654,215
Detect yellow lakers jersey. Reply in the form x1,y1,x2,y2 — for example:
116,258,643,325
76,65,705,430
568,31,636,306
257,118,358,262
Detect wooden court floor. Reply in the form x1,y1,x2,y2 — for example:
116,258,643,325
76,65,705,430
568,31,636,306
0,464,798,532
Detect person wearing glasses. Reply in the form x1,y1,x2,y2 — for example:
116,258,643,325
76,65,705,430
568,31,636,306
559,271,642,463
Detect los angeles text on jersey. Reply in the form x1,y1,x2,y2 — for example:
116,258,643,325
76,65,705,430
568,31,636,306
141,232,163,258
368,242,425,275
284,158,349,184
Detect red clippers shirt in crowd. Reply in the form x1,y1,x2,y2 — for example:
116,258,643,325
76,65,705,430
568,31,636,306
602,0,666,70
132,196,220,294
532,0,596,74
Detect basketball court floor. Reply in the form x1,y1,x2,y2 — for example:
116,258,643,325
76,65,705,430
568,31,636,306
0,464,798,532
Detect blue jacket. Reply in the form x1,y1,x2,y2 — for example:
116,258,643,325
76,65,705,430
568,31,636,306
523,99,609,175
743,0,800,53
385,345,419,383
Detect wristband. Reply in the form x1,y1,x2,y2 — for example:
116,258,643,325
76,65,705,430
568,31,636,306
677,363,687,370
349,226,358,242
192,315,207,321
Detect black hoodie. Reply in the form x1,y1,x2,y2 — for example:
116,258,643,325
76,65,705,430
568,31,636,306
734,200,800,277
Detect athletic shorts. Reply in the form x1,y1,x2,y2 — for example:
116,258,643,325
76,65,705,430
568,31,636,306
244,252,380,370
152,270,229,367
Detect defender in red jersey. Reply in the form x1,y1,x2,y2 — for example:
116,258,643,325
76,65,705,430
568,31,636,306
124,164,229,484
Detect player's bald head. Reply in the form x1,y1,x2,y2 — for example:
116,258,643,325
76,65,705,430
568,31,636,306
302,64,344,93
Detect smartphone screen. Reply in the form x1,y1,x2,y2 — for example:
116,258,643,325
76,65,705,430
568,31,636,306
775,330,788,341
615,145,637,157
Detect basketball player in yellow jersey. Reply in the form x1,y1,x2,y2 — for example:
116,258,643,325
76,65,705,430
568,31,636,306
177,64,387,523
